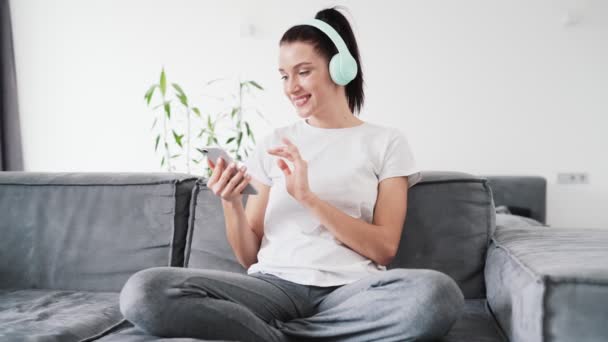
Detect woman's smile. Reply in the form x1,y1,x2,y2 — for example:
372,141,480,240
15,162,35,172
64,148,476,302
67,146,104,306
293,94,312,107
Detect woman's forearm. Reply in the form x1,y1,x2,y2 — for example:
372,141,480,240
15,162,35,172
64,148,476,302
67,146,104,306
300,193,401,266
221,198,261,268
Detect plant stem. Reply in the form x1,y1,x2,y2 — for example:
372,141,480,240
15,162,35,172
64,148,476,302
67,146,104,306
186,106,191,173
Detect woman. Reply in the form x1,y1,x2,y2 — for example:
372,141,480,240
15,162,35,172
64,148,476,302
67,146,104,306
120,7,464,342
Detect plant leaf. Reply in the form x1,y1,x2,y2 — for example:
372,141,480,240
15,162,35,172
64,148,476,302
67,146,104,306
160,69,167,96
172,130,183,147
225,137,235,144
144,85,157,105
177,93,188,106
151,117,158,130
237,131,243,146
204,78,226,86
154,134,160,151
161,156,165,167
164,102,171,119
172,83,185,96
247,80,264,90
170,154,180,159
230,107,239,119
207,115,212,130
192,107,201,117
197,128,206,138
245,121,251,136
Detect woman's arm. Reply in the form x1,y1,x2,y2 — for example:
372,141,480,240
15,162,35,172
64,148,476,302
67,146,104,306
268,137,409,266
221,178,270,269
301,176,409,266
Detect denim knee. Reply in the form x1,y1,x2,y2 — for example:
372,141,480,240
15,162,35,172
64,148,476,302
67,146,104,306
386,269,465,339
119,266,174,330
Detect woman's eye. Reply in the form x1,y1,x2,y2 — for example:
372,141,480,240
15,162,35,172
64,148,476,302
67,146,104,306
299,71,310,75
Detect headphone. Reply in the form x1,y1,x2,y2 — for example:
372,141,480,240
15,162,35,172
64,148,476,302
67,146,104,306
301,19,358,86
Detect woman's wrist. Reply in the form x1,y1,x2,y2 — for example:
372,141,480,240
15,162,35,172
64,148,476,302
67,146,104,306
300,191,319,209
221,196,243,209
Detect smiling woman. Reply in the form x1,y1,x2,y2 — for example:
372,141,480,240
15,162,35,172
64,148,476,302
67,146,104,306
119,6,463,342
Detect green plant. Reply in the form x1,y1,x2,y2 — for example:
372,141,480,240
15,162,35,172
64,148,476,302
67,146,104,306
144,68,268,177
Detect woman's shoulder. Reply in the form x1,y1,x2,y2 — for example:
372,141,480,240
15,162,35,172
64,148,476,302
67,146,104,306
360,121,403,138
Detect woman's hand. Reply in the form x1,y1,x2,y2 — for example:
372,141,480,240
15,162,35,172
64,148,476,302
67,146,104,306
206,157,252,204
267,137,313,203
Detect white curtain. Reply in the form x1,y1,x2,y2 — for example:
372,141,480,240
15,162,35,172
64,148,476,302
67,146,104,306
1,0,23,171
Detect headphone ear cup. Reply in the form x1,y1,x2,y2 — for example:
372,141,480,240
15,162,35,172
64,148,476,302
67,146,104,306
329,53,358,86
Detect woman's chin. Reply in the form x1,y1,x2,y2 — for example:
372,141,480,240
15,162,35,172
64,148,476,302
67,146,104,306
296,109,311,119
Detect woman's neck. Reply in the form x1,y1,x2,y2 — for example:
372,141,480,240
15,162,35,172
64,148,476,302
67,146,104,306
306,100,363,129
305,115,363,129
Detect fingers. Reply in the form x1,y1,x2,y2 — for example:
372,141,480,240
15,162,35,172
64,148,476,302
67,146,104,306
233,172,253,195
276,159,292,176
268,147,292,162
268,137,303,164
213,162,236,194
207,157,224,188
221,164,247,197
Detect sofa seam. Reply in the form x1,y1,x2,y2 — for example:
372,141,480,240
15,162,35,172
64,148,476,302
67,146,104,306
168,179,179,267
415,178,485,186
0,178,198,187
543,276,608,286
541,277,549,342
184,182,202,268
491,240,543,283
484,299,509,342
77,318,128,342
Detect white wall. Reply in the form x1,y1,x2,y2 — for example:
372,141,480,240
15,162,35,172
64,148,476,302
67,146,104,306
10,0,608,228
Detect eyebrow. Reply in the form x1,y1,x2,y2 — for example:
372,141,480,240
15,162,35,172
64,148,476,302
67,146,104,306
278,62,313,72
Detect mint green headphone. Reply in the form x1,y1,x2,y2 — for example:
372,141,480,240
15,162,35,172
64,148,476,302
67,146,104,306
302,19,358,86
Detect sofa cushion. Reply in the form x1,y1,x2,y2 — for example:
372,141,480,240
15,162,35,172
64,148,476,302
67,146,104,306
0,172,197,292
440,299,507,342
485,226,608,342
389,171,495,299
0,288,123,341
184,180,246,273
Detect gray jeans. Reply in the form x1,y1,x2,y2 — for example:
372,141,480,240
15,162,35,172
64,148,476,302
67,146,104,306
119,267,464,342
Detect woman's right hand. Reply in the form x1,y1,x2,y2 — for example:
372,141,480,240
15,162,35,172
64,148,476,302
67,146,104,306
206,157,252,204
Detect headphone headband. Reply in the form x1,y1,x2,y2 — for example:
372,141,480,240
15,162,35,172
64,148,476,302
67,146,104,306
298,18,358,86
303,19,350,55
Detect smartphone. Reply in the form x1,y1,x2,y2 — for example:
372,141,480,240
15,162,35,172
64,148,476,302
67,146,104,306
199,147,258,195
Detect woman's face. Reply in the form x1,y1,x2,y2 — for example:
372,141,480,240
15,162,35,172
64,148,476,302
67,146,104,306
278,41,336,119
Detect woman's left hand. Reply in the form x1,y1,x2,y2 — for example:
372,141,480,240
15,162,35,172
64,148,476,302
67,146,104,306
267,137,313,203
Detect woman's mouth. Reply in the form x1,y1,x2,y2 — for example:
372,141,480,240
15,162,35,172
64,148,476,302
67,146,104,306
293,95,311,107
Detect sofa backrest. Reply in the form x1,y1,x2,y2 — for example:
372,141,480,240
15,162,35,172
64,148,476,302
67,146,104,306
184,179,246,273
186,171,495,299
388,171,495,299
0,172,197,292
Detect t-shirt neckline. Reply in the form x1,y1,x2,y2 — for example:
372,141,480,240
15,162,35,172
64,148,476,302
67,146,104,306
302,119,367,132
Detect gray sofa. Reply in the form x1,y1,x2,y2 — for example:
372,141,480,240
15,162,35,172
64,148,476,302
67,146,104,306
1,171,607,342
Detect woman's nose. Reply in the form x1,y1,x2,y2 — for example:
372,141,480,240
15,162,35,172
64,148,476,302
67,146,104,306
287,78,301,93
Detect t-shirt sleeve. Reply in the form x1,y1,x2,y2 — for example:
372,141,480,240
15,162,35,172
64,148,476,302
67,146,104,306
377,129,422,188
243,134,273,186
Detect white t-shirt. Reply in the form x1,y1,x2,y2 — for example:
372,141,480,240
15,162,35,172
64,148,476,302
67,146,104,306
243,119,422,287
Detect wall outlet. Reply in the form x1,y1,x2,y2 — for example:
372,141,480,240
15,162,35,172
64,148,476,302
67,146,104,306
557,172,589,184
